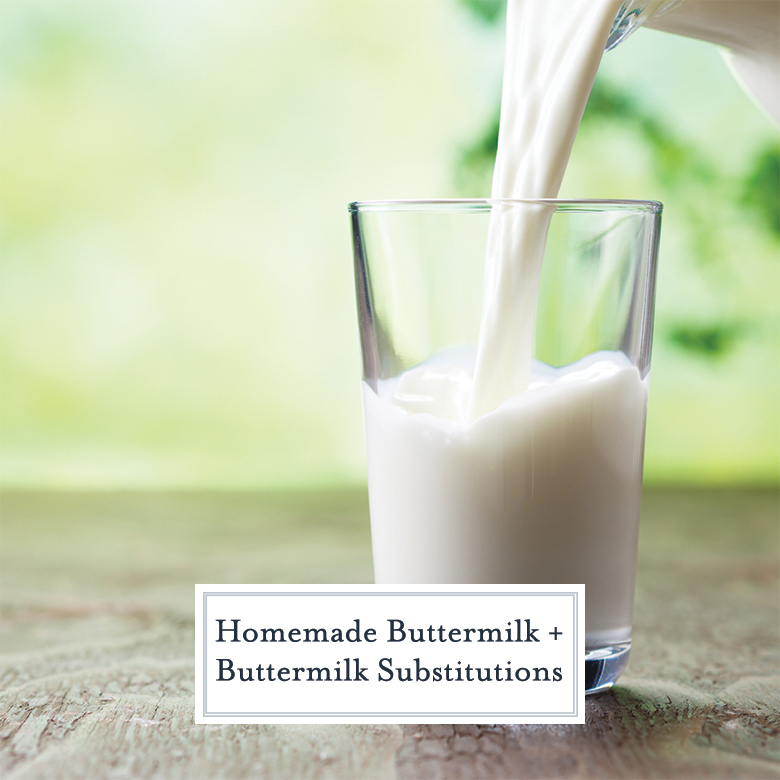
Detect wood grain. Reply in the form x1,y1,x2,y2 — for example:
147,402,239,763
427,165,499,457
1,489,778,779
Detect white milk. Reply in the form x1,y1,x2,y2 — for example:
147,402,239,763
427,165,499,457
364,0,645,648
364,351,648,647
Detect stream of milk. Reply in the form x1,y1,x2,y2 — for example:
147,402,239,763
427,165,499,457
470,0,624,418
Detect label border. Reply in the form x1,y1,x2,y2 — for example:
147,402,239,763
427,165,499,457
200,590,579,719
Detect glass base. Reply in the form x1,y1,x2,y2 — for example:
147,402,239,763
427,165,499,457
585,642,631,694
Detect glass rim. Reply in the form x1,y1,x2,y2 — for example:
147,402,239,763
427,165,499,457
348,198,663,214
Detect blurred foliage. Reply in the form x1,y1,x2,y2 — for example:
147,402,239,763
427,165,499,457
742,147,780,238
1,1,777,486
668,323,745,359
456,108,500,194
459,0,505,25
584,80,779,240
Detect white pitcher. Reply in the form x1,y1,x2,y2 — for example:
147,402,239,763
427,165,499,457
608,1,780,124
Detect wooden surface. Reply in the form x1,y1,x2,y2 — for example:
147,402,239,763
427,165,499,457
1,488,778,779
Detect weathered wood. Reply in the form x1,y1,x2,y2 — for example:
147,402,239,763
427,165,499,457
396,679,779,779
1,489,778,779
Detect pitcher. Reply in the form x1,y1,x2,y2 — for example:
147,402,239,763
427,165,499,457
608,0,780,123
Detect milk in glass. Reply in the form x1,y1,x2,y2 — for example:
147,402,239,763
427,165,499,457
363,0,646,649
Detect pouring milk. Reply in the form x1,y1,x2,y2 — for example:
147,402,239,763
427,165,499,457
470,0,624,418
360,0,777,668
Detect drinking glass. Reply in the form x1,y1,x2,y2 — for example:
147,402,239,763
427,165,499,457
349,199,662,693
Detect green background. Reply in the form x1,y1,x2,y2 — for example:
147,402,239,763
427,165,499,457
1,0,778,489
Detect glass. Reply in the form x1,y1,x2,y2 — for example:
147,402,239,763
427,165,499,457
349,199,662,693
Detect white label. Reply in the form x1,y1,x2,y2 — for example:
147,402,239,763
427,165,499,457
196,584,585,724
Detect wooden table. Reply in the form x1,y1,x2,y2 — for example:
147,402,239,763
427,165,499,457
1,488,778,779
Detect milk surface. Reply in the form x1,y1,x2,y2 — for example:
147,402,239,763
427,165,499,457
365,352,648,647
363,0,647,648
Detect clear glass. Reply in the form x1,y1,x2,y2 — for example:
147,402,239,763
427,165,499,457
350,199,662,693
